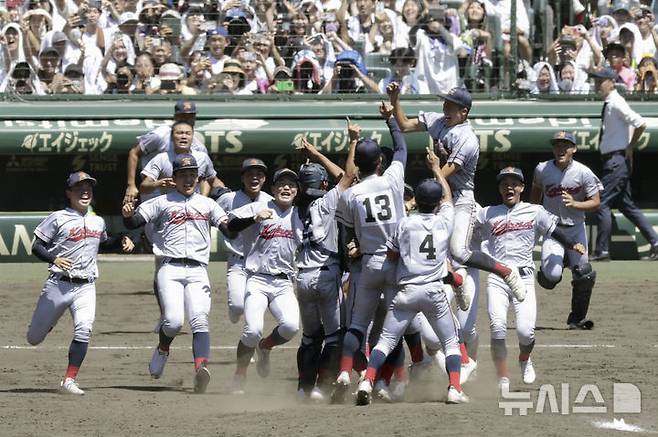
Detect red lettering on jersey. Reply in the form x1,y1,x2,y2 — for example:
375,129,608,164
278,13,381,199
169,210,209,225
491,220,534,236
259,224,294,240
68,227,103,241
545,184,582,198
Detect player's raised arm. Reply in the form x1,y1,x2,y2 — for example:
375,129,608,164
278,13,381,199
124,143,143,205
387,82,424,132
296,137,345,181
381,101,408,166
426,146,452,205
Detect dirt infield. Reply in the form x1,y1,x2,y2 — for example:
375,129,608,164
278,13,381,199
1,261,657,436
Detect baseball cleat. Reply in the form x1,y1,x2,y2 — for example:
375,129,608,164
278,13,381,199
519,359,536,384
454,283,471,311
503,268,526,302
355,379,373,406
446,386,469,404
460,357,478,385
429,349,447,375
231,373,246,395
568,319,594,330
309,386,325,402
255,341,271,378
374,379,392,403
194,366,211,394
149,347,169,379
59,378,85,395
498,376,510,394
330,371,350,404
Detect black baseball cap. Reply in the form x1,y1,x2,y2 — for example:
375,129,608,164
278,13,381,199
273,168,299,185
299,163,328,197
66,171,97,188
496,166,525,183
414,179,443,206
438,87,472,110
550,130,577,146
174,99,197,114
354,138,381,167
172,154,199,173
589,66,618,80
241,158,268,174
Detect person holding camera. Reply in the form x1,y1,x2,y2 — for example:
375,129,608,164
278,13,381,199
633,5,658,59
0,60,44,95
636,55,658,92
100,33,133,91
319,49,379,94
186,50,213,93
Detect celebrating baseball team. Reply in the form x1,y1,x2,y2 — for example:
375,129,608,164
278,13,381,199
29,78,628,405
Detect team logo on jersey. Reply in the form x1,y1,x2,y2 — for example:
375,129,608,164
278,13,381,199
259,224,294,240
169,210,209,224
68,227,103,241
545,184,582,198
491,220,534,236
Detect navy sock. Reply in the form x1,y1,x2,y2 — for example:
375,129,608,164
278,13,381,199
192,332,210,365
445,354,461,374
68,340,88,368
368,349,387,371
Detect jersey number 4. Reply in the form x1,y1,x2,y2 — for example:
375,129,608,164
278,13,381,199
419,234,436,260
362,195,392,223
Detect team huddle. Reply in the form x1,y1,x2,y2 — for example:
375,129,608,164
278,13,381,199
26,89,603,404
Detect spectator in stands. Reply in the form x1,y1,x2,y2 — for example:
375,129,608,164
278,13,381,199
206,26,230,75
267,65,295,94
549,29,602,75
153,62,195,95
458,0,493,91
307,33,336,84
339,0,379,51
35,45,61,93
619,22,644,67
0,60,44,94
530,61,558,94
116,12,139,48
50,0,79,32
53,63,85,94
22,8,52,60
253,32,278,79
635,55,658,92
604,41,636,89
412,11,463,94
611,0,634,26
100,33,133,91
292,48,324,93
320,49,378,93
592,15,618,53
131,52,158,94
633,6,658,59
181,7,206,57
368,10,399,55
1,23,26,78
378,46,418,94
557,61,590,94
186,50,213,93
238,49,268,93
150,39,173,73
482,0,532,61
396,0,427,49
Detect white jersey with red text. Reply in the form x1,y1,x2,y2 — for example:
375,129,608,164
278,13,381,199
217,190,273,258
533,159,603,226
335,161,405,255
475,201,557,268
229,200,304,277
136,191,227,265
34,208,107,280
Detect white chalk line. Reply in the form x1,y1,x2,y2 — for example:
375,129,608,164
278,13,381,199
1,344,626,351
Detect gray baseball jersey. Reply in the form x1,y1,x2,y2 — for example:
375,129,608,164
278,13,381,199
217,190,273,258
297,185,343,269
386,203,454,285
533,160,603,226
136,191,227,265
34,208,107,279
475,201,557,268
335,161,405,255
229,201,304,277
138,125,207,170
418,111,480,196
140,149,217,200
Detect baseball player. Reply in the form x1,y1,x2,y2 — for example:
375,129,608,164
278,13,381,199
332,101,408,401
388,83,528,331
123,99,211,205
475,167,585,392
294,135,357,401
216,158,273,324
28,172,134,395
531,131,602,330
356,154,469,406
122,155,229,394
226,168,304,395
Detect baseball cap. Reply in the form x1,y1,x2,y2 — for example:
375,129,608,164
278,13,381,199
273,168,299,185
496,166,525,183
51,31,68,44
39,45,59,57
64,64,83,78
160,63,183,81
298,163,328,197
589,66,618,80
414,179,443,206
119,12,138,25
354,138,381,167
612,0,633,12
207,26,229,38
550,130,577,146
172,154,199,173
66,171,97,188
174,99,197,114
241,158,268,174
438,87,472,110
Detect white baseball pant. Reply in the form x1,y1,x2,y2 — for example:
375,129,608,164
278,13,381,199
487,272,536,346
297,264,342,337
226,254,248,323
541,223,589,282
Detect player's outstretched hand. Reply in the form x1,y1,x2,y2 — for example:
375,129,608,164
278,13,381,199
573,243,586,255
123,186,139,206
346,116,361,142
425,146,441,171
254,208,274,222
121,201,135,218
379,100,394,119
121,235,135,253
54,257,73,270
386,82,400,100
296,137,320,160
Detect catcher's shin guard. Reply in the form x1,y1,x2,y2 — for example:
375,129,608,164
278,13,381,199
568,263,596,327
297,330,324,392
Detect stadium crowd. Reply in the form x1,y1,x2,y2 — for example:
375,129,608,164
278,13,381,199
0,0,657,96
